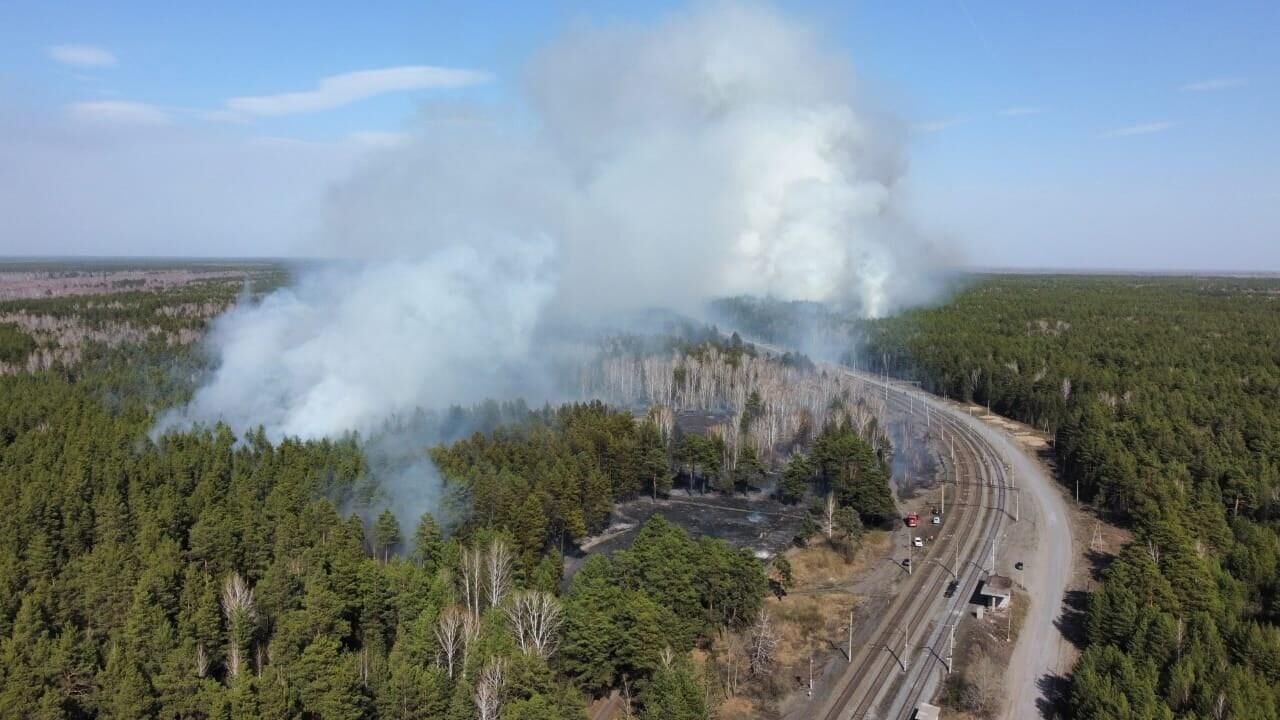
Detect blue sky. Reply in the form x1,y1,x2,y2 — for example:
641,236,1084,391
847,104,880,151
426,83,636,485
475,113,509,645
1,0,1276,270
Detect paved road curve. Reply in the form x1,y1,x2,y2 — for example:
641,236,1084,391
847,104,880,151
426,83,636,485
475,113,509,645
955,415,1075,720
857,372,1076,720
869,373,1076,720
753,341,1074,719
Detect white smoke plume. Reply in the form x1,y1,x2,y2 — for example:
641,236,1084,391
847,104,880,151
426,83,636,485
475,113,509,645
176,244,555,439
169,2,953,449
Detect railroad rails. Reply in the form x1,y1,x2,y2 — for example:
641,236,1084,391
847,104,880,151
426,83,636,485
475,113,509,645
806,367,1011,720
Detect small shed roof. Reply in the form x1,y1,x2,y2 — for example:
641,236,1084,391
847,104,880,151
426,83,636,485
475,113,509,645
913,703,941,720
982,575,1013,594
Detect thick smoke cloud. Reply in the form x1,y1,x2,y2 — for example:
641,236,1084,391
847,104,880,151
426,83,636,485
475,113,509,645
171,1,952,445
171,243,556,439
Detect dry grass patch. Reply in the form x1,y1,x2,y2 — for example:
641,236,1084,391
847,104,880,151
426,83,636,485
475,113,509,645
768,594,858,669
787,530,889,588
940,589,1030,718
715,696,756,720
699,532,897,720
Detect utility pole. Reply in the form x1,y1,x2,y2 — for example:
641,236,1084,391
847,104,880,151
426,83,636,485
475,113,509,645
947,624,955,674
1007,593,1013,642
902,624,910,672
808,652,813,697
1008,468,1019,522
847,610,854,663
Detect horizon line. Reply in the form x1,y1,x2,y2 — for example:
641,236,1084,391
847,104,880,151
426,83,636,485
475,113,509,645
1,255,1279,279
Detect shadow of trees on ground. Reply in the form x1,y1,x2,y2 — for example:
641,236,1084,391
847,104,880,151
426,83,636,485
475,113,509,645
1035,672,1071,719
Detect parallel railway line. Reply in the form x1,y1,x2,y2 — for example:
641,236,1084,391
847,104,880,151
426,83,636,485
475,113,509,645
799,365,1011,720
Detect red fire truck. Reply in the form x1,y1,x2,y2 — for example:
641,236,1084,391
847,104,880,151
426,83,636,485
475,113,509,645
905,512,919,528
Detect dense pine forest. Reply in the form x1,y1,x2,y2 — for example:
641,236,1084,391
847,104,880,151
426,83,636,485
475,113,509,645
0,355,757,718
721,276,1280,719
0,265,900,719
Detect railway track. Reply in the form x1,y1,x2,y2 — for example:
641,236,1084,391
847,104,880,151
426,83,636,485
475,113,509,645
797,366,1011,720
882,386,1009,719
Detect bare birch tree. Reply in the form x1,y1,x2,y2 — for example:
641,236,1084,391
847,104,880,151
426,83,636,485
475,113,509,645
721,633,745,696
583,344,891,465
505,590,564,659
822,492,836,540
474,657,507,720
485,539,514,610
461,611,481,678
460,546,485,618
436,606,466,679
220,572,257,681
748,608,778,677
195,643,209,679
647,404,675,446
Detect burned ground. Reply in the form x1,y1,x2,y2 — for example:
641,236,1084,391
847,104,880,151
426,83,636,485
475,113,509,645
567,489,806,580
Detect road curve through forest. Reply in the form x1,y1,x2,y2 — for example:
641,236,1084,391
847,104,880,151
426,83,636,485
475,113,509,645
883,380,1076,719
752,338,1074,718
863,374,1075,719
954,412,1075,719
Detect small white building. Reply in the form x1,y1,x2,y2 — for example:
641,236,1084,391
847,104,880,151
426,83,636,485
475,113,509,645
912,702,941,720
978,575,1013,608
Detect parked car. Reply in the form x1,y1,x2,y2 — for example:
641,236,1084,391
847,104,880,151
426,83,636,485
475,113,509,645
931,515,942,525
944,580,959,598
912,536,924,548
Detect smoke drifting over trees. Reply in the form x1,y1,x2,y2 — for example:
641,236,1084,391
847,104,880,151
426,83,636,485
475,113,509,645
172,2,951,445
579,342,888,466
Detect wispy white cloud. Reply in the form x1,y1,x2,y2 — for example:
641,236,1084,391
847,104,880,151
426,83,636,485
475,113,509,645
1180,77,1247,92
913,117,965,133
201,109,252,125
47,44,117,68
225,66,491,117
68,101,170,126
348,130,408,149
999,106,1045,117
245,132,409,152
245,135,319,149
1100,121,1175,138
